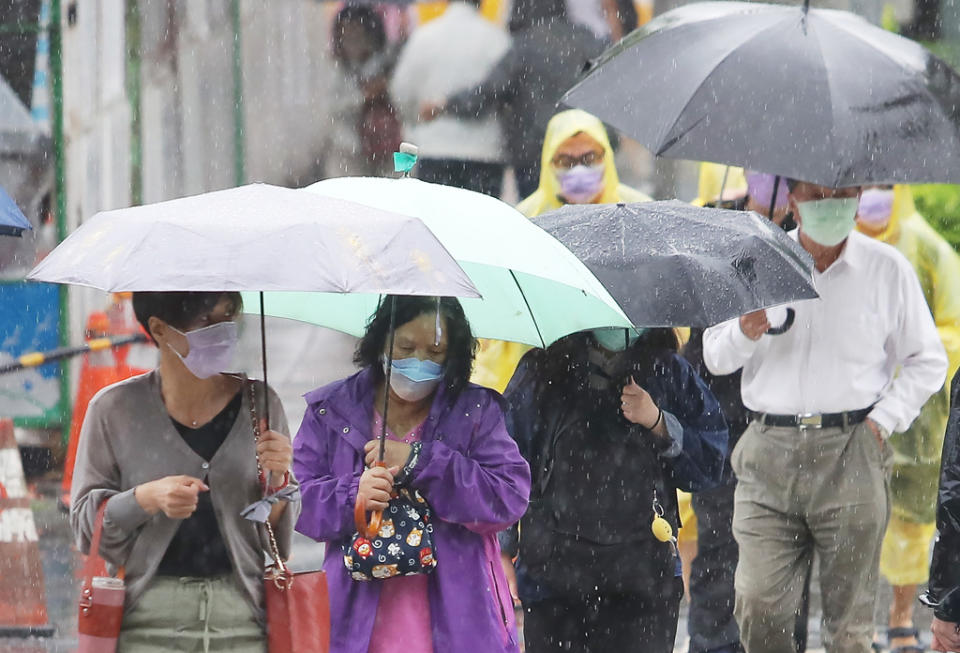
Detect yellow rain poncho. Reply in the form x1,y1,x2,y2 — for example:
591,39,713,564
516,109,651,217
692,162,747,207
472,110,650,392
860,186,960,524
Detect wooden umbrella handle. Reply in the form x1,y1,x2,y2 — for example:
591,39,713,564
353,501,384,539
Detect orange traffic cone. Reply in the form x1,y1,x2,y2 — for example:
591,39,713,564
60,312,149,510
0,418,54,639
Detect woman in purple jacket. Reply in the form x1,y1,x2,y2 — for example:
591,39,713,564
293,295,531,653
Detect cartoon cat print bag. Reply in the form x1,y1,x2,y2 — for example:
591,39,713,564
345,486,438,581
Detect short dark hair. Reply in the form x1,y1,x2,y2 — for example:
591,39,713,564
354,295,477,398
332,4,386,61
133,291,243,344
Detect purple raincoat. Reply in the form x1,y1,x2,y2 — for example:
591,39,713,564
293,367,531,653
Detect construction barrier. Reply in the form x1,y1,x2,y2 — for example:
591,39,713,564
0,418,54,639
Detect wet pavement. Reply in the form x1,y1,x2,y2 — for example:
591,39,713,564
3,478,933,653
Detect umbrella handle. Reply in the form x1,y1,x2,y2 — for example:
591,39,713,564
766,308,796,336
354,462,388,538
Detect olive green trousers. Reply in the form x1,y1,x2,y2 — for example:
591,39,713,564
118,575,265,653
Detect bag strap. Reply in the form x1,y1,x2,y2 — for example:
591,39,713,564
82,501,109,589
245,378,290,585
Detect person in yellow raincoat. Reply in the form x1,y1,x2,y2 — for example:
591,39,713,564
692,162,747,208
471,109,650,394
856,184,960,652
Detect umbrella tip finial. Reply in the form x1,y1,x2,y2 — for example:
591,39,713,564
395,143,419,178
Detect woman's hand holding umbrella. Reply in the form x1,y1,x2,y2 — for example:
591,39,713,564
358,466,400,513
364,439,411,471
256,423,293,488
621,377,667,438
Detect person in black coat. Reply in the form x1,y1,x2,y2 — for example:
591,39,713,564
923,368,960,651
500,328,727,652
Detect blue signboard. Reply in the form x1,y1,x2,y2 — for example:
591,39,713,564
0,281,61,421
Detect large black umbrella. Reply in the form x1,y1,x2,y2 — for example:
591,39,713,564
535,201,817,328
563,1,960,187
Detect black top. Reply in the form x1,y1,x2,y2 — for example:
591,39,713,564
928,368,960,620
156,391,242,577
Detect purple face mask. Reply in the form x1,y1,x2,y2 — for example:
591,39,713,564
169,321,239,379
746,171,790,211
858,188,895,228
556,164,605,204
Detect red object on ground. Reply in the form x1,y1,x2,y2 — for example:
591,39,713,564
60,311,149,510
0,418,54,639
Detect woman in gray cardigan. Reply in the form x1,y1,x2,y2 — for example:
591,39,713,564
70,291,300,652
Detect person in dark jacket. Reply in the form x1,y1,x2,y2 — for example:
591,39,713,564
418,0,606,198
500,328,728,652
924,368,960,652
682,330,749,653
684,168,803,653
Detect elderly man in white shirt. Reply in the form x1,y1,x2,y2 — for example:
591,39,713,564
703,179,947,653
389,0,510,197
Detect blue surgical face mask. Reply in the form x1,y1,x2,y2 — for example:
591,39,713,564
591,328,643,352
384,357,444,401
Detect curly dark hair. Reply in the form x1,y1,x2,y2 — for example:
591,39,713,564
354,295,477,398
132,291,243,345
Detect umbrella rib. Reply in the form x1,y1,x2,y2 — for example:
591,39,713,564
654,13,790,156
808,23,843,187
509,269,546,349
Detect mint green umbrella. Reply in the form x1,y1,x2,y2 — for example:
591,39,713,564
244,176,632,346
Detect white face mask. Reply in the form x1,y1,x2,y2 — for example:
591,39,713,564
168,321,239,379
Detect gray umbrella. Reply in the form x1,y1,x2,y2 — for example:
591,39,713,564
534,200,818,328
563,1,960,187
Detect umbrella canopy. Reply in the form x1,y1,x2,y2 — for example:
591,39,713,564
0,185,30,237
535,200,818,328
27,183,478,298
247,177,633,347
563,1,960,187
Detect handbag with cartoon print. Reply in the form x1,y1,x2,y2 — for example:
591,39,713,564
345,485,438,581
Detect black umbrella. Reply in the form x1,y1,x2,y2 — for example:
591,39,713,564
563,1,960,187
534,201,817,328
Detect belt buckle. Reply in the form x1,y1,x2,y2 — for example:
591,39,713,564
799,414,822,429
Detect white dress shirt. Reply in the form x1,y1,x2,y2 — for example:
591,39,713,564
389,3,510,162
703,230,947,436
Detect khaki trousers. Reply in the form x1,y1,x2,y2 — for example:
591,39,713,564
732,420,892,653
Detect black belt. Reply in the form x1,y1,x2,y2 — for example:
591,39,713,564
752,407,873,429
